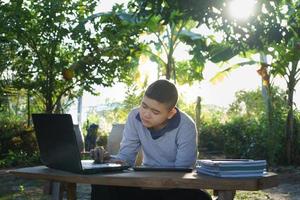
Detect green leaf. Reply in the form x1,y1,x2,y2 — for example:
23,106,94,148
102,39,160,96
179,30,203,41
210,46,238,63
146,16,163,32
210,61,257,84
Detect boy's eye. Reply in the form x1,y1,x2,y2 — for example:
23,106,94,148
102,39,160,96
152,110,160,115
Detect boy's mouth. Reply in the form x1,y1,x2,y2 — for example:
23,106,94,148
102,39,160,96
141,118,151,126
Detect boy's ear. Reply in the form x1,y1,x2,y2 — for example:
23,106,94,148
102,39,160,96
167,107,177,119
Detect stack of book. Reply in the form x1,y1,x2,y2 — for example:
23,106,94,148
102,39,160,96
196,159,267,178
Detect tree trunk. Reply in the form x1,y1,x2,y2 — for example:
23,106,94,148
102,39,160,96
165,23,175,81
45,66,54,113
259,54,275,164
27,89,31,127
166,61,171,80
77,96,82,126
285,61,297,164
286,107,294,164
195,96,202,133
45,94,53,113
166,45,174,80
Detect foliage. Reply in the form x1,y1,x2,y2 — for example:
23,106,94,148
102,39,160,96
82,112,101,136
143,15,205,83
222,117,268,159
199,120,225,155
0,89,26,115
0,0,144,113
96,77,147,127
0,151,40,168
0,113,40,168
122,80,147,113
199,88,290,165
157,0,300,164
129,0,220,25
294,112,300,165
129,1,224,84
207,0,299,164
0,89,46,124
177,97,196,121
227,87,288,119
81,79,147,148
129,0,244,66
96,135,108,148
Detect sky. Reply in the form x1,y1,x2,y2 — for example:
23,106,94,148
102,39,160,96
68,0,300,125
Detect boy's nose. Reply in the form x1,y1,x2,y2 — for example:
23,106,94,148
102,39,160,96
143,110,151,119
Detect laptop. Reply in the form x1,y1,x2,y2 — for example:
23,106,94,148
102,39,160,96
133,166,193,172
32,113,130,174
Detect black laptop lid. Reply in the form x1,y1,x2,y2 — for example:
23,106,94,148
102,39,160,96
32,113,83,173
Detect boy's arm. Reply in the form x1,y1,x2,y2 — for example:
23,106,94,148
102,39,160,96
116,110,141,166
175,122,198,167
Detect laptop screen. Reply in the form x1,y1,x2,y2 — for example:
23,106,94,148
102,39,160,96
32,114,83,173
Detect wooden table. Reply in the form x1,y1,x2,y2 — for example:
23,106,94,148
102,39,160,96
8,166,278,200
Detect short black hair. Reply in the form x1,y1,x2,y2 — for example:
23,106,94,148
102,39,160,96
145,79,178,109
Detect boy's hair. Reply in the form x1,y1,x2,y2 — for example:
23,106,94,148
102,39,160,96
145,79,178,110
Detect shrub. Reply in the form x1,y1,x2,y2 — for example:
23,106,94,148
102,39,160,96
198,87,289,165
222,117,267,159
199,120,225,154
0,150,40,168
0,113,40,168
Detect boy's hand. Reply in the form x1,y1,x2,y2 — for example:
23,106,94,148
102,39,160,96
103,151,110,161
90,146,108,163
107,155,129,166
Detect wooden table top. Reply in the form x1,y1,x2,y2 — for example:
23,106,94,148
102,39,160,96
8,166,278,191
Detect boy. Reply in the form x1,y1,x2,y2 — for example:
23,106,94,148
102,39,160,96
92,79,211,200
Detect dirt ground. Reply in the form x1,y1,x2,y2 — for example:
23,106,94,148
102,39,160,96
262,166,300,200
1,166,300,200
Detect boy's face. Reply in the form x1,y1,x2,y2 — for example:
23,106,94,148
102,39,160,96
139,96,177,130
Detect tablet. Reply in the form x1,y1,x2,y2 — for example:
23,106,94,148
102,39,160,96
133,166,193,172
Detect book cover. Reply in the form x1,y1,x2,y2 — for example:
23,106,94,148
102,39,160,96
196,159,267,178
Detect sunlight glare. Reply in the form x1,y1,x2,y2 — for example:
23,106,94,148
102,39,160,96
229,0,256,20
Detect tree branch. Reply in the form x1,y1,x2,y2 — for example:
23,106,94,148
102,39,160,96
153,31,168,55
53,82,77,111
172,20,186,48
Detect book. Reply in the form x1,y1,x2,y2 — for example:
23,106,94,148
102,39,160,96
196,159,267,178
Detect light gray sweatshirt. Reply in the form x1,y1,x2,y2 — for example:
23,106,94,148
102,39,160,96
117,108,198,167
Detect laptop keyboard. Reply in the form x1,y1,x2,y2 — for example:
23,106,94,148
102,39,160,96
81,160,123,169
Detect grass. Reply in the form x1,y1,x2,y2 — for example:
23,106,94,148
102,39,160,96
0,175,50,200
0,171,91,200
206,189,272,200
235,191,271,199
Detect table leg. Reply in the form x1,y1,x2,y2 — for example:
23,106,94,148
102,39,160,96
51,182,64,200
49,182,76,200
65,183,77,200
43,181,52,195
213,190,236,200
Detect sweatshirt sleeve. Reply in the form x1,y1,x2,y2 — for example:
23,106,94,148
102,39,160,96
116,110,141,166
174,119,198,167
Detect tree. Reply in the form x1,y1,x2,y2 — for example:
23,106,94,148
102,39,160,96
0,0,143,113
138,14,204,84
131,0,300,164
129,0,230,84
201,0,299,164
216,1,299,164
